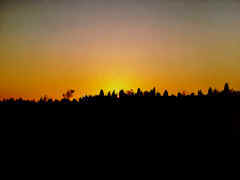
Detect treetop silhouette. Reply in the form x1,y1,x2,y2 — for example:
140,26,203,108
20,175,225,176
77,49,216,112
1,83,240,104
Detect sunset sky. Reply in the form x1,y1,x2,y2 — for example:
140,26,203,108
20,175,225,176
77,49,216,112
1,0,240,99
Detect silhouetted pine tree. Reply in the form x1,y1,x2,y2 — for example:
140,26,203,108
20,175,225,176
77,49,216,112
198,90,204,96
163,90,169,97
99,90,104,97
137,88,143,97
208,87,213,96
224,83,230,96
119,90,125,98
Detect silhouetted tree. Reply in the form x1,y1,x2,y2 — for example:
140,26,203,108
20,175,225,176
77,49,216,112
72,99,78,104
119,90,125,98
99,90,104,97
144,91,149,96
163,90,169,97
112,90,117,98
208,87,213,96
177,92,182,98
198,90,204,96
213,89,219,96
137,88,143,97
224,83,230,94
150,87,156,96
2,83,240,105
47,99,53,104
63,90,75,100
40,95,49,104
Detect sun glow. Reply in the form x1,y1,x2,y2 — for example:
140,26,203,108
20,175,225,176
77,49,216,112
1,1,240,99
103,78,132,93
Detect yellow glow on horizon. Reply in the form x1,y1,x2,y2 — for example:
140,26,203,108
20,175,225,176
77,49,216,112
1,1,240,99
103,79,132,93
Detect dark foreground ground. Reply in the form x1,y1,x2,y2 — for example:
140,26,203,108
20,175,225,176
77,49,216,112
1,96,239,137
232,112,240,136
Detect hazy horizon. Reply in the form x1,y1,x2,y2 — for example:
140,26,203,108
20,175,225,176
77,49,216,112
1,0,240,99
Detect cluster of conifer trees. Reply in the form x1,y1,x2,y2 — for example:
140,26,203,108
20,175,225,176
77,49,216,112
1,83,240,104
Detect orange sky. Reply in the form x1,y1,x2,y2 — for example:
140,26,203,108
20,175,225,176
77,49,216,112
0,0,240,99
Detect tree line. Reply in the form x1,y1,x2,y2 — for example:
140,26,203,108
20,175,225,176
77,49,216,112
1,83,240,104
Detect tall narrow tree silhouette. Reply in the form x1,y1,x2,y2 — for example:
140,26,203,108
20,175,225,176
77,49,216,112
137,88,143,97
163,90,169,97
208,87,213,96
112,90,117,98
40,95,49,103
213,89,219,96
224,83,230,92
150,87,156,96
99,90,104,97
198,90,204,96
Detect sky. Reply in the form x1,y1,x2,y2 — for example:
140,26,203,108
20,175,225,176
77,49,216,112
0,0,240,99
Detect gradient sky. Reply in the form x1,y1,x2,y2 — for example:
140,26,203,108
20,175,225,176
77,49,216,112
1,0,240,99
